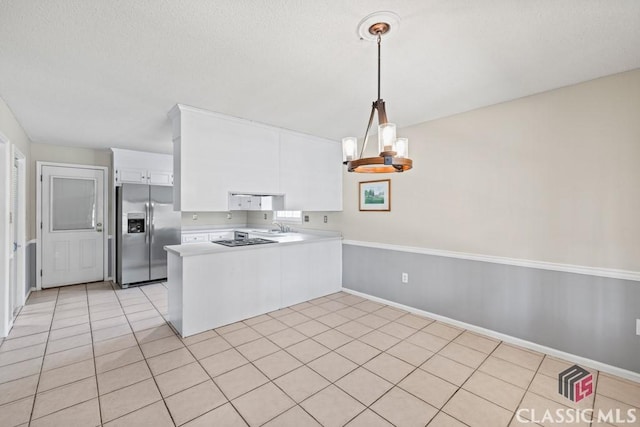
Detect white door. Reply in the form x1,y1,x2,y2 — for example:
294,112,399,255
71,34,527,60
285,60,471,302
41,165,105,288
8,158,18,317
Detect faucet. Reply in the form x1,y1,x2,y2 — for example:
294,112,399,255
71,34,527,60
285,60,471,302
272,221,290,233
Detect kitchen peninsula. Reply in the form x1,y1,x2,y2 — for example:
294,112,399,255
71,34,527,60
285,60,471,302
164,231,342,337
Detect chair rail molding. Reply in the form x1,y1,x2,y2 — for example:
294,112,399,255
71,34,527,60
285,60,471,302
342,240,640,282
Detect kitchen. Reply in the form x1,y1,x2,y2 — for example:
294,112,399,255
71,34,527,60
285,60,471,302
1,2,639,426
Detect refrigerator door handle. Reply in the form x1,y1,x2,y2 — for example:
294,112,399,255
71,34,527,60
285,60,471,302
145,202,150,244
150,202,155,243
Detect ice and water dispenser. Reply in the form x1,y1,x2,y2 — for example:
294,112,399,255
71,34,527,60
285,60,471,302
127,213,145,233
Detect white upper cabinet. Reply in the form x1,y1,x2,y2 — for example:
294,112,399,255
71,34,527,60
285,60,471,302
117,168,147,184
172,106,279,211
280,131,342,211
112,149,173,186
148,170,173,185
169,104,342,212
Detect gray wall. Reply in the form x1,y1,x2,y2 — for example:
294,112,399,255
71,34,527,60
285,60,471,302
26,241,35,296
343,244,640,374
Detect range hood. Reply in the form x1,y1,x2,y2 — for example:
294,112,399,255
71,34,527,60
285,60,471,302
228,192,285,211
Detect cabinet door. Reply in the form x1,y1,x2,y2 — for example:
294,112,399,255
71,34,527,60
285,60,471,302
148,170,173,186
118,168,147,184
249,196,263,210
178,110,280,211
181,233,208,243
229,195,245,210
208,231,233,241
280,132,342,211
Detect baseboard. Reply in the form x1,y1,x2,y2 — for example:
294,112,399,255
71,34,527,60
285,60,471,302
342,287,640,384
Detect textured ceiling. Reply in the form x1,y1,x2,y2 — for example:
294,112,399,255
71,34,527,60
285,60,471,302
0,1,639,154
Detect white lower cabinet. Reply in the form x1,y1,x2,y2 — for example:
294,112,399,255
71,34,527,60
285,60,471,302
208,231,234,241
280,240,342,307
167,239,342,337
181,233,208,244
182,230,234,243
169,247,281,337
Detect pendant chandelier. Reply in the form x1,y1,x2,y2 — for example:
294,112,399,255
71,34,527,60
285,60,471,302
342,13,413,173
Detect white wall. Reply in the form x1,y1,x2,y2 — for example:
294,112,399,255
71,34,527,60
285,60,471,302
0,134,10,336
0,97,32,336
0,98,31,237
341,69,640,272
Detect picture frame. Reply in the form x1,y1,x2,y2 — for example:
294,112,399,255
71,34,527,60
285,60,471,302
359,179,391,211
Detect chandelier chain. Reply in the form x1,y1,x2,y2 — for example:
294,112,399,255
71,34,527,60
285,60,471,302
377,33,382,101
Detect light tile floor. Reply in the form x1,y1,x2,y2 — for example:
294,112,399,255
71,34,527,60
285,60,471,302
0,281,638,426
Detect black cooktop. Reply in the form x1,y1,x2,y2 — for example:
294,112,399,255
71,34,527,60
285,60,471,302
212,238,277,247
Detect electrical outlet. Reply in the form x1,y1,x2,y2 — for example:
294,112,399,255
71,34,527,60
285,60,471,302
636,319,640,336
304,215,309,222
324,215,328,223
401,273,409,283
192,213,198,220
227,212,232,220
263,213,267,220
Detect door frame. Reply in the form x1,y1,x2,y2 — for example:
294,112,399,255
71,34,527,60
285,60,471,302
36,162,109,290
9,146,27,313
0,132,10,336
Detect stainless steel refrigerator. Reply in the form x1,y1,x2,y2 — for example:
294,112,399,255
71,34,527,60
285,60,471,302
116,184,180,288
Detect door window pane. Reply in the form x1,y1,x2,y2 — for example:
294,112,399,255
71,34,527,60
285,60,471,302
52,178,96,231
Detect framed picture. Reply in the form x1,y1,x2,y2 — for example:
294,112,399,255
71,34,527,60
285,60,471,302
359,179,391,211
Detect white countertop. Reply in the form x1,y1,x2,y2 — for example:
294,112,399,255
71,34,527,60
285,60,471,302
165,229,342,257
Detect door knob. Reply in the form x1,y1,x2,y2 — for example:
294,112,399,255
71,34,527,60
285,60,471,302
96,222,103,232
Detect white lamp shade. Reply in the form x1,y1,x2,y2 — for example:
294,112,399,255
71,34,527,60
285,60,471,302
342,137,358,161
395,137,409,158
378,123,396,153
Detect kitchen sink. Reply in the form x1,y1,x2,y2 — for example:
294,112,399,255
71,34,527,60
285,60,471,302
250,229,295,235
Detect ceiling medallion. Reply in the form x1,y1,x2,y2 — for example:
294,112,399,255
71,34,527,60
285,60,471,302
342,11,413,173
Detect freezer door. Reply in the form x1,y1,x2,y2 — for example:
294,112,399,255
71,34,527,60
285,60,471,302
120,184,151,284
149,185,181,281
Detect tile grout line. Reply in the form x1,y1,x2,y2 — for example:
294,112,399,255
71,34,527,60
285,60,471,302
27,286,104,424
340,320,468,426
26,286,60,426
108,282,178,426
211,296,420,425
589,370,601,427
175,293,364,426
176,313,252,426
289,297,446,426
236,296,364,426
427,334,502,427
85,282,105,426
505,352,546,427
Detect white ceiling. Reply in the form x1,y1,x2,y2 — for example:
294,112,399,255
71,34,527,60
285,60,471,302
1,1,639,154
